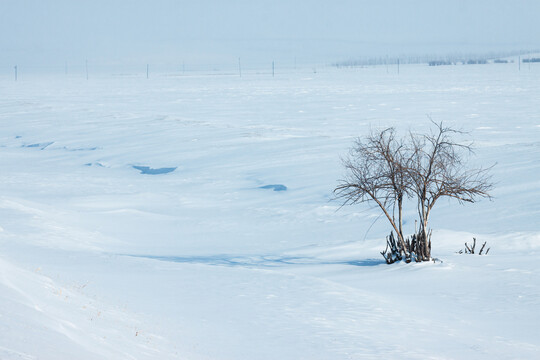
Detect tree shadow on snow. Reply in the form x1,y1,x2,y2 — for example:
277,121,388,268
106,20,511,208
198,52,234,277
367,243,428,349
126,254,385,268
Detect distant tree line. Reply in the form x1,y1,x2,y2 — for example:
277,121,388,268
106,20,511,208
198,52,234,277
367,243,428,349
333,50,537,68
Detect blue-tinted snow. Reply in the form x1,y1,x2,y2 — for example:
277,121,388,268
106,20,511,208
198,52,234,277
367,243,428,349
132,165,177,175
259,184,287,191
22,142,54,150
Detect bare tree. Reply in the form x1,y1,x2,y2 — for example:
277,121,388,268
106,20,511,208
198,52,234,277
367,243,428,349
407,121,493,260
334,122,493,263
334,128,412,260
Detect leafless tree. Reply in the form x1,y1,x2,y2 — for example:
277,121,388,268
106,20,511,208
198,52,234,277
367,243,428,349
407,121,493,260
334,128,412,260
334,122,493,263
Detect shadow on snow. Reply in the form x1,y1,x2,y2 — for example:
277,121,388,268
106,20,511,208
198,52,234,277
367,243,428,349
125,254,385,268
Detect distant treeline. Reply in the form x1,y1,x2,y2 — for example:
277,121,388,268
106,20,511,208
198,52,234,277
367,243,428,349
429,59,490,66
428,59,489,66
333,50,538,68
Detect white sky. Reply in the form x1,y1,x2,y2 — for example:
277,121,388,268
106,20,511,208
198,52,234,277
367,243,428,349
1,0,539,69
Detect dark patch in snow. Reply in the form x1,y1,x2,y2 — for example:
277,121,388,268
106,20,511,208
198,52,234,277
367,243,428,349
125,254,385,268
65,146,99,151
15,135,22,139
259,184,287,191
85,162,105,167
23,142,54,150
133,165,176,175
344,259,387,266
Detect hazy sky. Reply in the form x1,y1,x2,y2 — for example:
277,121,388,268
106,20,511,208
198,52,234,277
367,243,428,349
2,0,539,69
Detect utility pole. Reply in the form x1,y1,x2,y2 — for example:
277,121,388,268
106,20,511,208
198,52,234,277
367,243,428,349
146,64,149,79
397,58,400,74
238,57,242,77
14,65,17,81
85,60,89,80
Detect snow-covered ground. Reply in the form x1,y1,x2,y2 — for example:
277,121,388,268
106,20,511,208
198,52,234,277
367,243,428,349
1,62,539,359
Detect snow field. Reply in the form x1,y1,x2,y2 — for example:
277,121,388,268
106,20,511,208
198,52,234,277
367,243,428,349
1,63,539,359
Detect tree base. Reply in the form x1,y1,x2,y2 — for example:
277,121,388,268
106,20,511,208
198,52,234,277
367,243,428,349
381,231,432,264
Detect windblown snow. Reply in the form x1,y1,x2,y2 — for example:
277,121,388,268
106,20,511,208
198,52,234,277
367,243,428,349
1,63,539,359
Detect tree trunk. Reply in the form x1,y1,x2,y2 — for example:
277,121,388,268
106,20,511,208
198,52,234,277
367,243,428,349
398,197,404,241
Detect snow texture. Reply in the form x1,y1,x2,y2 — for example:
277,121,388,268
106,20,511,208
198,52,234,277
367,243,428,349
1,62,540,359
